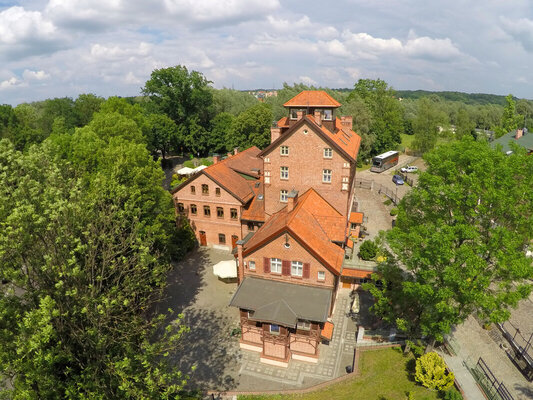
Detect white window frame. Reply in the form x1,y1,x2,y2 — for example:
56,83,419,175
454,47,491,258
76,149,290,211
270,324,280,334
324,148,333,158
291,261,303,277
280,166,289,180
322,109,333,120
322,169,332,183
270,258,282,274
280,146,289,156
317,271,326,281
249,260,256,271
297,320,311,330
280,190,288,202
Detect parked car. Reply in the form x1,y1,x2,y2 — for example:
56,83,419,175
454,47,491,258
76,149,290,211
392,174,404,185
401,165,418,173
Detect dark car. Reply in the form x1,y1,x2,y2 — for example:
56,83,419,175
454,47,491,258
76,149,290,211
392,174,404,185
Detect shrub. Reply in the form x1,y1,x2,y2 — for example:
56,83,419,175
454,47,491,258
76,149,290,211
359,240,378,260
415,352,455,391
170,174,185,190
200,158,213,166
443,387,463,400
384,198,392,206
390,207,399,216
183,160,195,168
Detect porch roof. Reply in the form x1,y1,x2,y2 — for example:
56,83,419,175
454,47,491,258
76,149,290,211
229,277,332,328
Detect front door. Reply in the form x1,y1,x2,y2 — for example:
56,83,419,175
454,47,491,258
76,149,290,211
199,231,207,246
231,235,239,250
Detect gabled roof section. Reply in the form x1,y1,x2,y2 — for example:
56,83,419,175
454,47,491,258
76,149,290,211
241,177,265,222
242,188,346,274
259,115,361,162
491,130,533,153
229,277,332,327
172,146,262,204
283,90,341,108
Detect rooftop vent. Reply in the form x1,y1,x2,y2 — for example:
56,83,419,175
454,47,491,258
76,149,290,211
258,195,264,200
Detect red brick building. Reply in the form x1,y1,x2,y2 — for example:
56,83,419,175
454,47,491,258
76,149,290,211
172,147,264,250
173,91,373,366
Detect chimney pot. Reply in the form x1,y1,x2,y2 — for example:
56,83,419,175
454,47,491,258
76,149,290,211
314,110,322,126
234,147,239,155
287,190,299,212
516,129,523,139
213,155,220,164
270,126,281,143
296,110,304,121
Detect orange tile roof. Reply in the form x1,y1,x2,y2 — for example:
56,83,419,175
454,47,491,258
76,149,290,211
241,178,265,222
277,117,289,128
174,146,262,204
321,321,334,340
284,91,341,108
243,189,346,275
260,115,361,163
341,269,372,279
350,212,364,224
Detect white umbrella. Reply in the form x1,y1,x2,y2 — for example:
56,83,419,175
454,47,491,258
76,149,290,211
176,167,195,175
192,165,207,173
213,260,237,279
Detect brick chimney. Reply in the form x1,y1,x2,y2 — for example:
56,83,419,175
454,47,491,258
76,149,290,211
516,129,523,139
296,110,304,121
314,110,322,126
234,147,239,155
287,190,298,212
237,240,244,284
271,126,281,143
340,116,353,130
213,155,220,164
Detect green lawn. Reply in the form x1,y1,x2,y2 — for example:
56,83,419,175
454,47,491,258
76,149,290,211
238,348,441,400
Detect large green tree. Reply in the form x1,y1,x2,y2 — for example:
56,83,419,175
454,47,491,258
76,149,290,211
227,103,272,150
349,79,404,155
497,94,522,137
0,134,191,398
365,138,533,342
142,65,214,154
412,97,445,153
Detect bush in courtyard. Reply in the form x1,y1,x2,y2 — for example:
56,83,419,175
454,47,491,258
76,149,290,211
443,387,463,400
390,207,399,216
183,160,195,168
384,198,392,206
200,158,213,166
359,240,378,260
415,352,455,391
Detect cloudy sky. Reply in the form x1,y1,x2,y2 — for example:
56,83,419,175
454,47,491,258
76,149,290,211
1,0,533,105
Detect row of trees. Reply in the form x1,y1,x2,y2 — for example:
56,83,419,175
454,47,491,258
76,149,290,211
3,67,531,163
364,137,533,345
0,95,197,397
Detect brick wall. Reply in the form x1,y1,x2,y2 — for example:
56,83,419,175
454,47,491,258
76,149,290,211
263,121,354,217
243,232,337,289
173,173,243,248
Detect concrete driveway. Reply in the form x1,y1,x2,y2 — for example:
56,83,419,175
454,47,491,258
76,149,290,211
158,247,242,391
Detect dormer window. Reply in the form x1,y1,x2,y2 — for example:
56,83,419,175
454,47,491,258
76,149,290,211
290,108,305,120
322,109,333,120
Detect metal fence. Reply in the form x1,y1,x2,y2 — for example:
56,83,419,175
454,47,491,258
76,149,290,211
466,357,515,400
498,321,533,381
353,178,400,205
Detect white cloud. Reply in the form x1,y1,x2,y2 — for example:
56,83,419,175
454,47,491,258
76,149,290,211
164,0,280,25
0,6,65,60
404,36,462,60
22,70,51,80
500,16,533,52
298,76,317,86
0,77,21,90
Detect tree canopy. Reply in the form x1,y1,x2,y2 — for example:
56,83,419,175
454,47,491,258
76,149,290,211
365,138,533,342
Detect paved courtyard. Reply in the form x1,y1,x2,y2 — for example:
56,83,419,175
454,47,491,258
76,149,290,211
162,247,359,392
